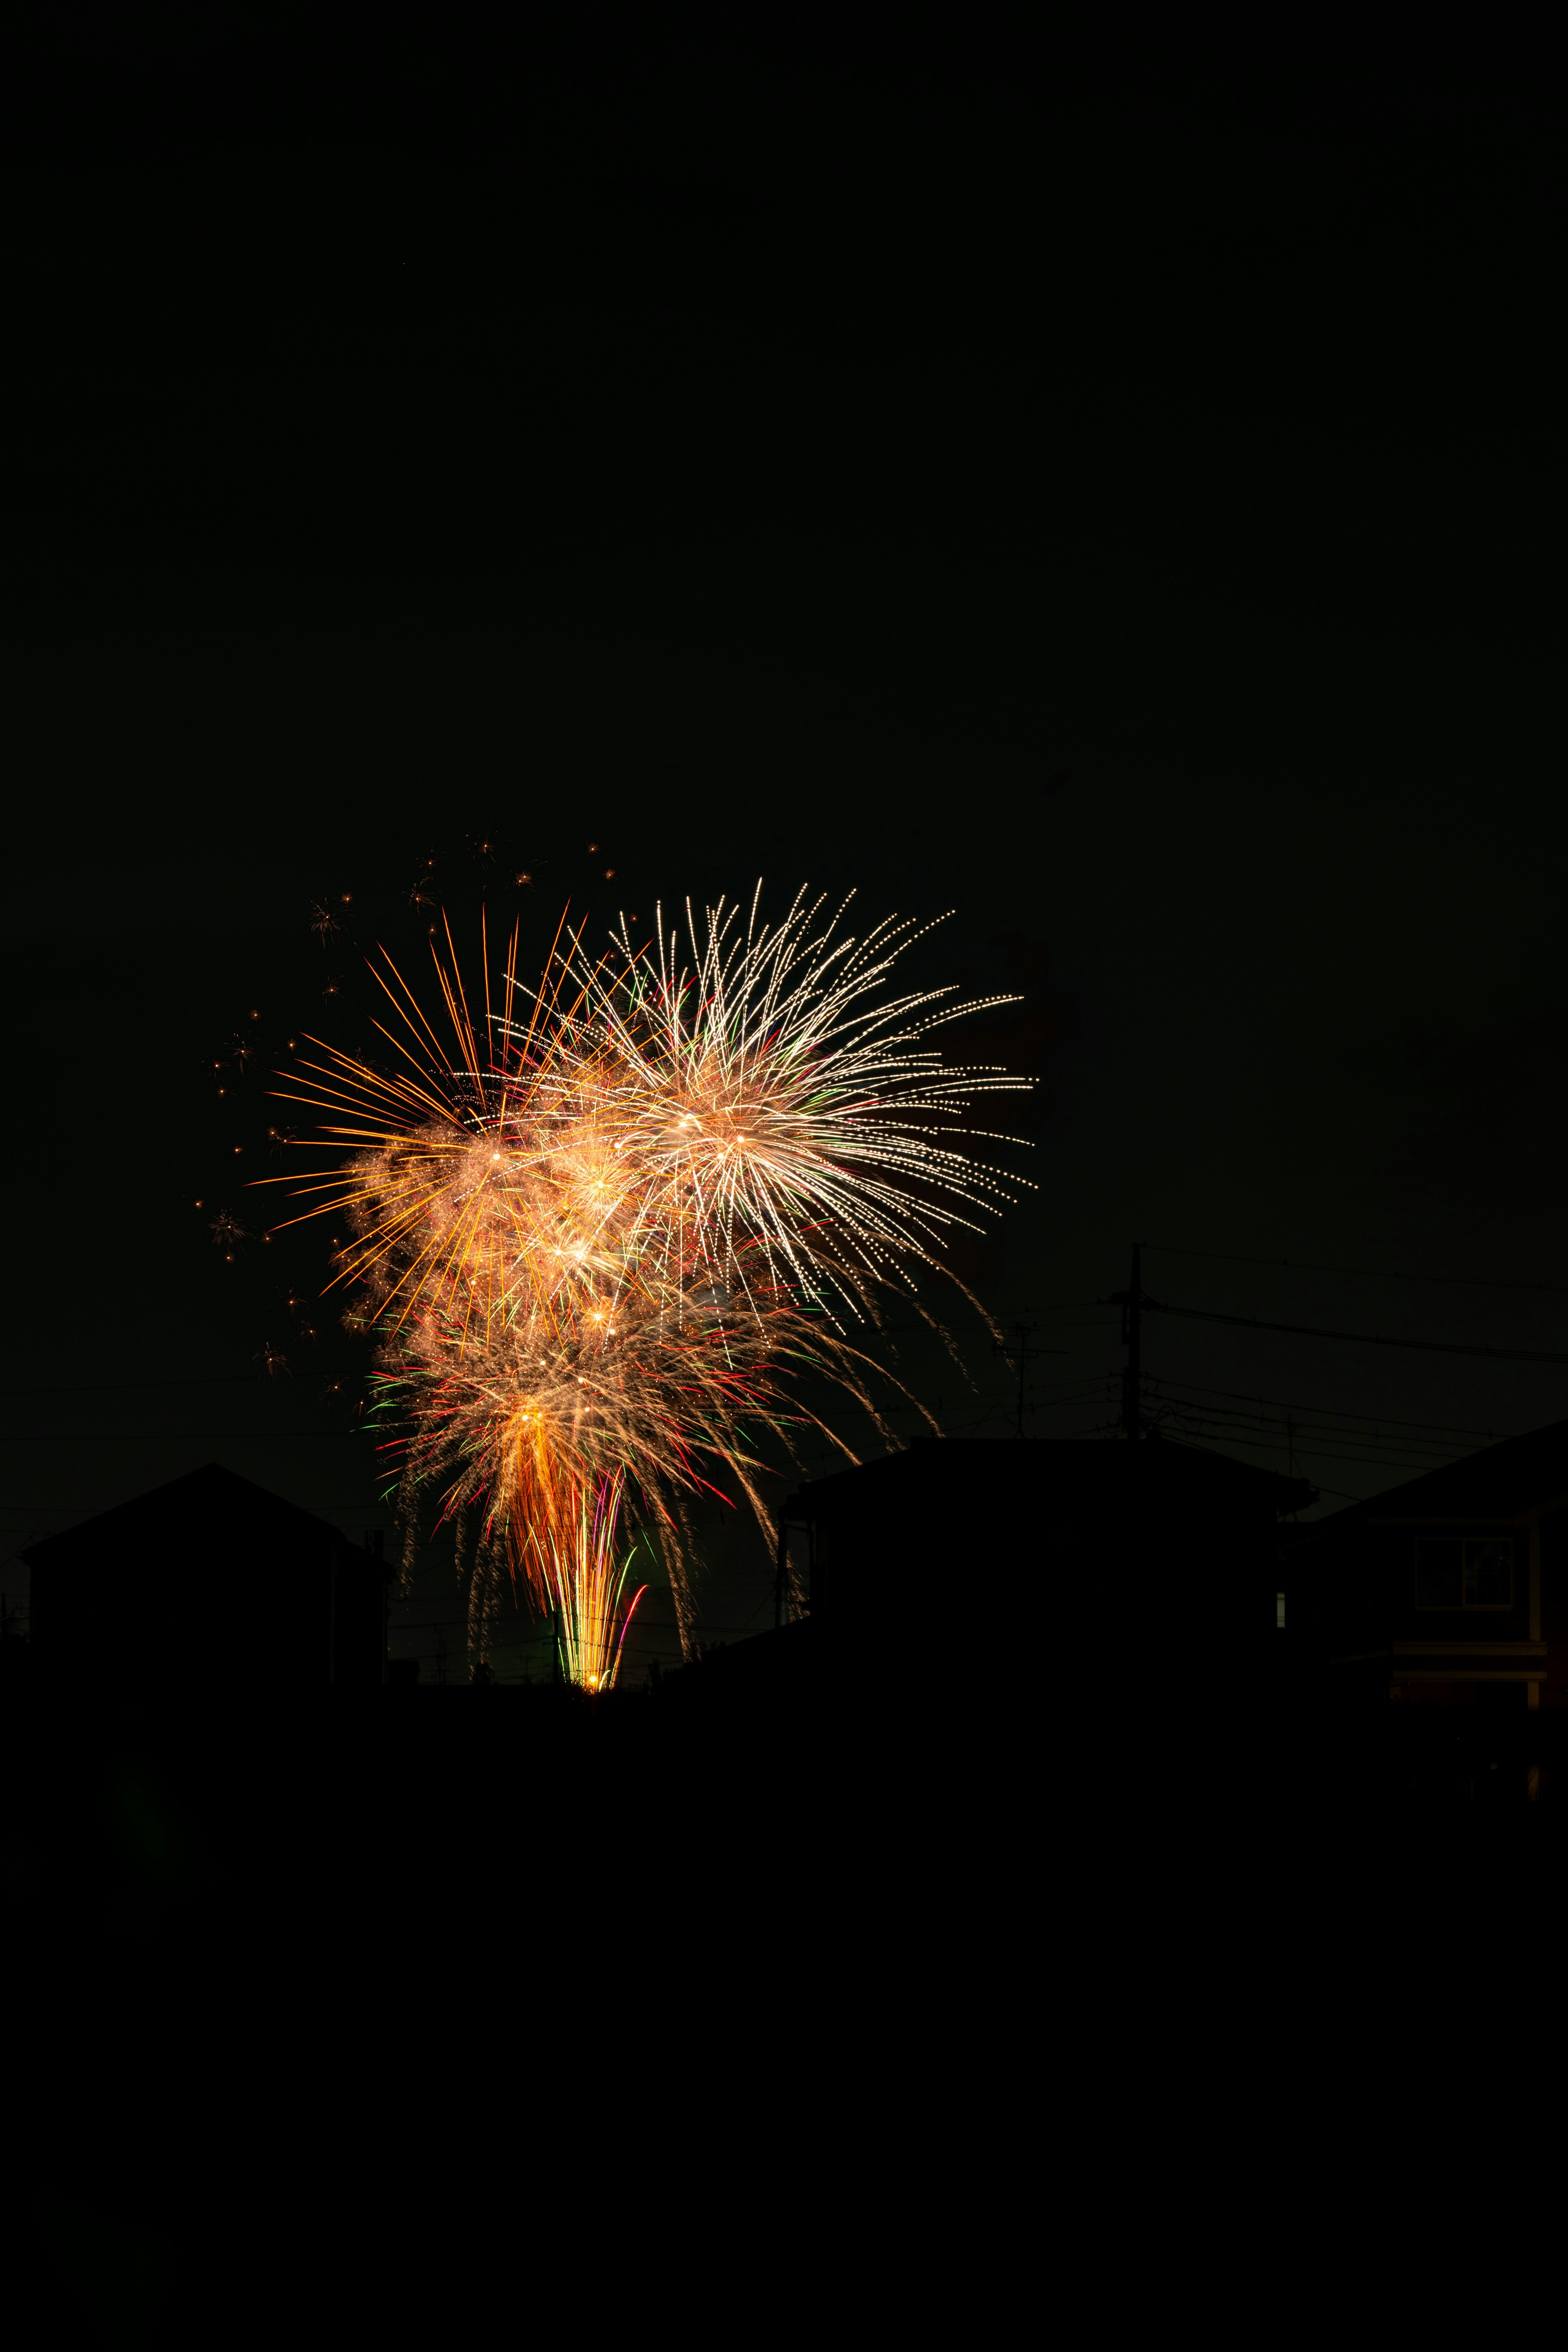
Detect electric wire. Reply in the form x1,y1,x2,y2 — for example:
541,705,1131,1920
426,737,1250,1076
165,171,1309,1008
1145,1240,1568,1295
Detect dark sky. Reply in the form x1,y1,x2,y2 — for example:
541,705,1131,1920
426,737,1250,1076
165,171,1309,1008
2,10,1564,1670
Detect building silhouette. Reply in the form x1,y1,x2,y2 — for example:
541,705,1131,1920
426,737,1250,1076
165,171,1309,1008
1287,1417,1568,1711
791,1432,1312,1691
20,1463,390,1691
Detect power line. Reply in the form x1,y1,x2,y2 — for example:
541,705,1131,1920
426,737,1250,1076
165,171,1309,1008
1157,1420,1457,1479
1152,1298,1568,1366
1158,1427,1457,1474
1130,1425,1403,1508
1145,1241,1568,1296
1152,1392,1476,1474
1151,1395,1472,1457
1149,1374,1500,1443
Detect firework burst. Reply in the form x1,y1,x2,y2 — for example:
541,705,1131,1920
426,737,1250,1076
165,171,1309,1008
475,887,1035,1321
261,889,1032,1680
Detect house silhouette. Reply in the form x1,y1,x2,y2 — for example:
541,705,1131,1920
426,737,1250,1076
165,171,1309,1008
20,1463,390,1690
1287,1415,1568,1710
793,1433,1312,1688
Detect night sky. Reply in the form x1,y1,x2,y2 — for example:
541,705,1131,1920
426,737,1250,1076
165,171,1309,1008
3,11,1564,1674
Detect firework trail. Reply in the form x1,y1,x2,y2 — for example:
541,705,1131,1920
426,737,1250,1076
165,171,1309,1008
262,890,1032,1679
538,1472,647,1692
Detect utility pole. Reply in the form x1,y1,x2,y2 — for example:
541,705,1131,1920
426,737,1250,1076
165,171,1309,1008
1105,1243,1158,1440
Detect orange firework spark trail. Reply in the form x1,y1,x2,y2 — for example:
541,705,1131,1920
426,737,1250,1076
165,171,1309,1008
370,950,461,1079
